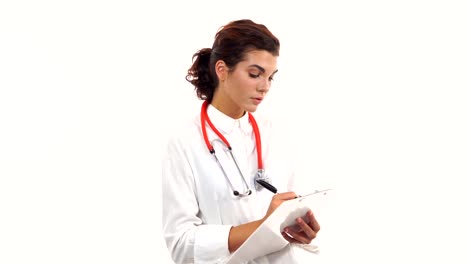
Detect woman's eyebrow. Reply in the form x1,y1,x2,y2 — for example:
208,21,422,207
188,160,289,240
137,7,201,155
249,64,278,74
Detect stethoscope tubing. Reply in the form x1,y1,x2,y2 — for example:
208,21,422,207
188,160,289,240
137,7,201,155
210,139,252,196
200,100,264,196
201,100,263,169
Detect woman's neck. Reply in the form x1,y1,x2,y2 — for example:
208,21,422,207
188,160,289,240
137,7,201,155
211,94,245,119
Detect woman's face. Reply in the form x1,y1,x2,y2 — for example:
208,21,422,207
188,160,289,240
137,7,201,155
212,50,278,119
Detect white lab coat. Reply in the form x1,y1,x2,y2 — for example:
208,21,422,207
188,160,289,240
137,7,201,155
162,103,316,264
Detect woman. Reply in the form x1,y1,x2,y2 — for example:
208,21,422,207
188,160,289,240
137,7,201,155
162,19,320,264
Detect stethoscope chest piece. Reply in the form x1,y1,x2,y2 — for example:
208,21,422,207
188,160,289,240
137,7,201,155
254,169,267,190
255,169,276,193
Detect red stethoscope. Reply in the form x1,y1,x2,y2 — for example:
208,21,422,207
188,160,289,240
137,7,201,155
200,100,277,197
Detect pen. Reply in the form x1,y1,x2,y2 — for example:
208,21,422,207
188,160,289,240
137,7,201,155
256,179,277,194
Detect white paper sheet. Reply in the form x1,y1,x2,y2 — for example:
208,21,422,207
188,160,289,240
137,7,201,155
226,189,333,264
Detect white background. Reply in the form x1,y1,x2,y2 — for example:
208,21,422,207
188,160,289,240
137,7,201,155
1,0,467,263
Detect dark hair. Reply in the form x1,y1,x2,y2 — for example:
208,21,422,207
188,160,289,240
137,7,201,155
186,19,280,102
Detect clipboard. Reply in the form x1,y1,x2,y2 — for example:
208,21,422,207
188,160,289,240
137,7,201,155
226,189,333,264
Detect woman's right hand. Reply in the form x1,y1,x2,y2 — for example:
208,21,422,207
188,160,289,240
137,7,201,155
228,192,298,253
262,192,297,222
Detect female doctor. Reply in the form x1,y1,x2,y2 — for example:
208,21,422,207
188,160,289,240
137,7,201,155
162,19,320,264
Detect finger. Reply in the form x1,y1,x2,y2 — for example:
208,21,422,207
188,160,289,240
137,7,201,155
282,228,301,243
283,227,312,244
273,192,297,201
281,231,296,243
307,210,321,233
296,217,317,240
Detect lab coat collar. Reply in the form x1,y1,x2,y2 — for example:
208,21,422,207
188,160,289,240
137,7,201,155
206,104,253,135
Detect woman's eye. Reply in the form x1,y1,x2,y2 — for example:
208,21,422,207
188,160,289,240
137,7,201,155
249,73,260,78
268,77,274,81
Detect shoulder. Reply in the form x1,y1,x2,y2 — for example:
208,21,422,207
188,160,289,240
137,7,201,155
252,110,293,160
163,114,201,152
251,111,286,145
250,111,273,133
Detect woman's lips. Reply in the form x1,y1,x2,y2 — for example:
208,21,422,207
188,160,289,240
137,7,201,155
252,97,263,104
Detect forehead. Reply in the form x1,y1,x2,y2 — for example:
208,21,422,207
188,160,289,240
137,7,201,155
238,50,278,73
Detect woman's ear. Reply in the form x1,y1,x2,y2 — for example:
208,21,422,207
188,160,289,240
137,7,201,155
215,60,228,81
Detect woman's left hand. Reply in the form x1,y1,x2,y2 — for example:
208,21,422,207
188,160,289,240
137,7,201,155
281,210,320,244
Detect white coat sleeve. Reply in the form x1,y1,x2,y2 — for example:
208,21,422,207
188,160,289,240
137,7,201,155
162,137,232,264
